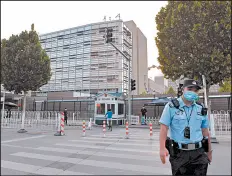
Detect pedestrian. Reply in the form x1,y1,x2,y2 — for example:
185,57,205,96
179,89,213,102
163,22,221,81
64,108,68,125
105,109,113,131
141,106,147,125
159,79,212,175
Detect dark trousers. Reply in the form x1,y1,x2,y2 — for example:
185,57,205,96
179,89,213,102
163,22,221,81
64,117,67,125
107,119,112,131
169,148,209,176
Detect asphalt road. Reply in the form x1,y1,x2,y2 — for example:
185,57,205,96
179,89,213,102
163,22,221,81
1,126,231,175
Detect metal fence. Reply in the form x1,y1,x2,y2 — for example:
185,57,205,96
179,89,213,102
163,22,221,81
1,110,88,130
211,110,231,136
1,110,231,137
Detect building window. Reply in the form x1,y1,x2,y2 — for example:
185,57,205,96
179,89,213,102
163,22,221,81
97,103,105,115
118,104,124,115
107,104,115,114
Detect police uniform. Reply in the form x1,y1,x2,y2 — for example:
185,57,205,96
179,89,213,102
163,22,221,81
159,81,210,175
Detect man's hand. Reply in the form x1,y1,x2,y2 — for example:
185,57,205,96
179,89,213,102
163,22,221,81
207,150,212,162
160,147,169,164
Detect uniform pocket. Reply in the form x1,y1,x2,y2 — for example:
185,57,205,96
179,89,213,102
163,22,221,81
196,115,203,127
172,115,186,129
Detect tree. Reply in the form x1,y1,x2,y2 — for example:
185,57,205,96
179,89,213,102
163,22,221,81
1,24,51,133
219,78,231,92
141,91,147,96
165,87,176,95
155,1,231,102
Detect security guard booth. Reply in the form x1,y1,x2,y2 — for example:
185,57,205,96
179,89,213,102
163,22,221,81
94,93,125,125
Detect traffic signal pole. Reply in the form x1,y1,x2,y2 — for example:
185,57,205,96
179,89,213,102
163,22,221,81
109,42,132,125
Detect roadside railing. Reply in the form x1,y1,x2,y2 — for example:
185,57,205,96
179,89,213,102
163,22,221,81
211,110,231,136
0,111,89,130
1,110,231,137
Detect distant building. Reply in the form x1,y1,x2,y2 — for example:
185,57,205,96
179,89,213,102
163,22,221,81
37,19,148,97
209,84,220,92
148,78,167,94
153,76,168,93
124,21,148,95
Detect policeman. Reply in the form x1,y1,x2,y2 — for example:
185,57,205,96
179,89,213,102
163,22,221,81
159,79,212,175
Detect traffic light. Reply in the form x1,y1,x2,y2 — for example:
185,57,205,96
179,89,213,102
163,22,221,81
105,28,113,43
177,83,183,98
131,79,136,91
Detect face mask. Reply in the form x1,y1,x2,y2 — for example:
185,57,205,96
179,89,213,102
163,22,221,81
183,91,199,102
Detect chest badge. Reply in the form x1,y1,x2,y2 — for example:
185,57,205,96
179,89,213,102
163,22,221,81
175,110,183,115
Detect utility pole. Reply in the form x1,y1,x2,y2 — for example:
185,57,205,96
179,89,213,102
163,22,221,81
109,43,132,124
104,28,132,124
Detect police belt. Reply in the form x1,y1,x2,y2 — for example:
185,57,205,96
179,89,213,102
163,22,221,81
178,141,202,150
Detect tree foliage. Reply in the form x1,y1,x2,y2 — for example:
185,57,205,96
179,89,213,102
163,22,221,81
1,24,51,94
219,78,231,92
165,86,176,95
140,91,147,96
155,1,231,90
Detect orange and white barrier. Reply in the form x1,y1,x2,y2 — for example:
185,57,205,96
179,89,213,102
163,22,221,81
103,120,106,138
60,112,65,136
149,122,153,139
125,121,129,139
82,120,86,137
54,112,65,136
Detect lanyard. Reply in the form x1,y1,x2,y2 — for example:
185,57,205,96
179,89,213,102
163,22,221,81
183,106,194,125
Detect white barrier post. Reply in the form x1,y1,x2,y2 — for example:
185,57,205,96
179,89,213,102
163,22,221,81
88,118,92,130
149,122,153,140
60,112,65,136
54,113,65,136
103,120,106,138
73,113,75,125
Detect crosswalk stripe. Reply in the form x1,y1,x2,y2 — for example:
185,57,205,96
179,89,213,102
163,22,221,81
89,134,159,140
11,150,161,163
1,135,46,144
93,133,153,136
82,136,160,143
11,152,83,164
55,143,159,154
8,152,169,175
1,160,90,175
1,160,41,173
80,150,161,161
78,159,171,175
58,170,93,175
36,146,83,154
80,137,121,141
69,139,159,147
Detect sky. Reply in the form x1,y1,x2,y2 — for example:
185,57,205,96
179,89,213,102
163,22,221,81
1,1,168,79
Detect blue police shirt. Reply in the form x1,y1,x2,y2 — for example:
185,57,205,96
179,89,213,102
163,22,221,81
159,97,209,145
105,111,113,119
